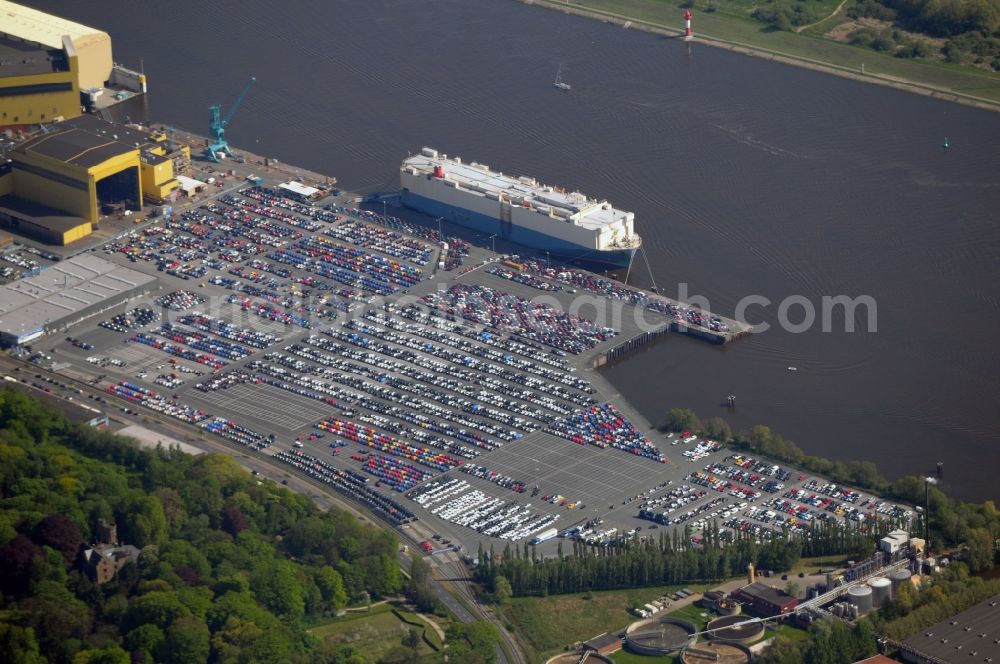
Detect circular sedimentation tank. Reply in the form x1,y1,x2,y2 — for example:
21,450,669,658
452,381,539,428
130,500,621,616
848,585,874,614
706,615,764,644
624,617,697,656
716,599,742,616
869,577,892,607
545,654,614,664
681,642,753,664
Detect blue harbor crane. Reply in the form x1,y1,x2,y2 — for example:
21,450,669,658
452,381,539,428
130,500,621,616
203,76,256,162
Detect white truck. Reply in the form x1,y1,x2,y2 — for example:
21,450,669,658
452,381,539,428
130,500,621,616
530,527,559,544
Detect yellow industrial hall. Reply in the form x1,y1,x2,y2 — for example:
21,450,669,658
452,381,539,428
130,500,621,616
1,1,145,129
0,116,186,244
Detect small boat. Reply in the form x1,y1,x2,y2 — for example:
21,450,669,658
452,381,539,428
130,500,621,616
554,64,572,91
787,366,797,371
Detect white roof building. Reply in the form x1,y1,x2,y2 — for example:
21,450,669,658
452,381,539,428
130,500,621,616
278,181,319,200
880,529,909,555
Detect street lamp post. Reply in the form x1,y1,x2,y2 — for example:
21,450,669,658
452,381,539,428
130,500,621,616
382,200,387,220
490,234,496,255
436,216,443,239
546,251,550,270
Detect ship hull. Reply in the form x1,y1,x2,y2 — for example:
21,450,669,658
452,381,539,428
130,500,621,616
400,190,637,271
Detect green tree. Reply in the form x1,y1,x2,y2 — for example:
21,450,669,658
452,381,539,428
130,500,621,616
703,417,732,441
124,591,190,632
0,623,45,664
316,566,348,612
164,616,210,664
21,581,93,662
965,528,997,572
664,408,701,433
250,559,305,621
124,624,165,658
757,635,803,664
72,646,131,664
210,616,263,663
379,645,417,664
118,495,168,548
493,576,512,606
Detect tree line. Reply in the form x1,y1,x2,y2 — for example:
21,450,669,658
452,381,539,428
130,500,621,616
476,510,903,598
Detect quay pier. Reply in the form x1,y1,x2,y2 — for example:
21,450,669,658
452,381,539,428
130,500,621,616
594,323,670,368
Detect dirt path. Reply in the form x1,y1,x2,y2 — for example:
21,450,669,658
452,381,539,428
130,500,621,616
412,612,447,643
341,598,399,612
796,0,849,33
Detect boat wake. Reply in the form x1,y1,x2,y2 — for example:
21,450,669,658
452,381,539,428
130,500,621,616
714,124,808,159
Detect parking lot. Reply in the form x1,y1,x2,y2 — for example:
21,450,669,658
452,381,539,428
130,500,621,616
197,383,332,431
13,173,913,560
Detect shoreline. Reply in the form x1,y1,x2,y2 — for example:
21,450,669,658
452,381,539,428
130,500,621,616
526,0,1000,113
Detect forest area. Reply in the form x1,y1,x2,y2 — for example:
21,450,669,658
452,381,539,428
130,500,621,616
0,387,403,663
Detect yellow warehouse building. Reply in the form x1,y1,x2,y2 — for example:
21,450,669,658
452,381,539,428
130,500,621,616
0,116,185,245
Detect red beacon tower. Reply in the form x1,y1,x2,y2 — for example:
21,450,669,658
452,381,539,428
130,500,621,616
683,10,693,40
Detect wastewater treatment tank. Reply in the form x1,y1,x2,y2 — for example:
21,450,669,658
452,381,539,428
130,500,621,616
848,585,874,614
681,642,752,664
706,615,765,644
624,616,697,656
545,654,614,664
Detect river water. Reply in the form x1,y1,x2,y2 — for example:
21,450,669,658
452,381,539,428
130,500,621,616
33,0,1000,501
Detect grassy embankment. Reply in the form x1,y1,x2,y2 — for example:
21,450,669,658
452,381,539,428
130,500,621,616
308,602,446,662
537,0,1000,107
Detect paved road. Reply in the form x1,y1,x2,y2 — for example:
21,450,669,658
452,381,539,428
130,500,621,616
0,355,523,664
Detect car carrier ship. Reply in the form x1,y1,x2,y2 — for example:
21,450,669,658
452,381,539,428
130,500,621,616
400,148,642,270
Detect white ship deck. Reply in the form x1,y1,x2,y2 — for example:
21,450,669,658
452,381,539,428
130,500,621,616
402,148,632,233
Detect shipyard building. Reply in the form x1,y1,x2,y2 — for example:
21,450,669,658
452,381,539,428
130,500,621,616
0,115,188,244
0,1,147,129
0,253,157,347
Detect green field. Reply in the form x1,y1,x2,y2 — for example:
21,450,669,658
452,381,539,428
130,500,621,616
309,603,443,662
612,650,677,663
551,0,1000,105
497,584,711,663
666,602,714,626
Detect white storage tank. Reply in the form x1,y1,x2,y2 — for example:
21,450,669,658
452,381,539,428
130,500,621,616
848,585,874,614
869,577,892,607
889,568,912,592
